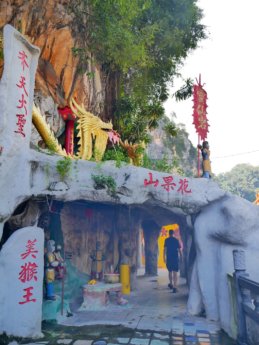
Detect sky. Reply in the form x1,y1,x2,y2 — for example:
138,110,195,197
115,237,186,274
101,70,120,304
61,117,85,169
164,0,259,175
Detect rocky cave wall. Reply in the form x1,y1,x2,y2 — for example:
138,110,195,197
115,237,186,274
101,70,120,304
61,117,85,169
60,202,140,280
61,202,118,275
0,0,117,146
60,202,193,284
0,195,193,290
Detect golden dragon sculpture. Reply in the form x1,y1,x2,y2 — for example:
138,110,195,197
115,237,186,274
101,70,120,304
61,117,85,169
120,140,145,166
32,104,67,156
69,98,113,161
32,99,113,161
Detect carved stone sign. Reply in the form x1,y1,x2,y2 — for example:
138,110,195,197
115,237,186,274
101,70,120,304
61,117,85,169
0,25,40,226
0,226,44,337
0,24,40,153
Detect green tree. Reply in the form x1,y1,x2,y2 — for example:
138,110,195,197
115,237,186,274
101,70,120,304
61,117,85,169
71,0,206,142
215,164,259,202
114,95,164,144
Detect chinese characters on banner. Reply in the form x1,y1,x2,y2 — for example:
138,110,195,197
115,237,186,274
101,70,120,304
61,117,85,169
192,82,209,141
15,50,30,137
18,239,38,305
143,172,192,194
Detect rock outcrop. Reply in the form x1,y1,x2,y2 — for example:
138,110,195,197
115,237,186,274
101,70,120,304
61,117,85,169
0,0,116,146
147,118,197,176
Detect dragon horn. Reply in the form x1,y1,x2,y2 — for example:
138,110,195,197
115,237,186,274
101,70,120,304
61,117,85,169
70,97,86,116
69,98,78,116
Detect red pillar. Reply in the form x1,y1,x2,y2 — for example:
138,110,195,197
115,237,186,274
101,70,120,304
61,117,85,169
58,107,77,155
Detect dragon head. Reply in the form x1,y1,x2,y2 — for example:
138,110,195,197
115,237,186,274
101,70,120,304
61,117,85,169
69,97,112,130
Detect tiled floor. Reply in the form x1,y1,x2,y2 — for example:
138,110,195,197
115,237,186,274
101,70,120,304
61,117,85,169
59,269,219,335
11,330,225,345
7,270,234,345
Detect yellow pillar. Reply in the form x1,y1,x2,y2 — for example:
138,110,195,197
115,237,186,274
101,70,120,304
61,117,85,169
120,264,130,294
96,250,103,274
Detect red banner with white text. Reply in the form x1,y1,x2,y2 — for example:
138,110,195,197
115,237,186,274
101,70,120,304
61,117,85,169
192,84,209,140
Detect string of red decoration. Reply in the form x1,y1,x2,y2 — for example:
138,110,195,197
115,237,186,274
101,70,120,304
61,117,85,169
192,83,209,140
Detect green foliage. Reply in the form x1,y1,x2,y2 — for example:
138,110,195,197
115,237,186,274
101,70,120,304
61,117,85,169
174,78,194,101
143,115,197,176
84,0,206,72
215,164,259,202
114,95,164,144
164,122,178,137
71,47,90,74
87,0,155,72
142,154,183,175
70,1,206,143
103,146,130,168
91,174,117,196
86,71,95,79
46,141,57,155
56,157,72,181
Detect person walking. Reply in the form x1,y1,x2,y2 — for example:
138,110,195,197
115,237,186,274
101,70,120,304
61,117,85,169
163,230,181,293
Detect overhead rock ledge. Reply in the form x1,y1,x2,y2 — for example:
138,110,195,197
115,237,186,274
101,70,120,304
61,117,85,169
28,150,226,213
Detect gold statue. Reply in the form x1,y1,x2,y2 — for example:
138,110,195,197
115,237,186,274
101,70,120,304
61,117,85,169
32,99,113,162
120,140,144,166
70,98,113,161
32,104,67,156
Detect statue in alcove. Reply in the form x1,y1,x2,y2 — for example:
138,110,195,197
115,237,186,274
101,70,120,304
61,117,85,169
54,244,66,279
44,239,59,300
43,239,73,320
44,239,65,299
90,241,106,280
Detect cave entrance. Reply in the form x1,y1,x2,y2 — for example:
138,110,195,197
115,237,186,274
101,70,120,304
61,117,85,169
0,197,196,322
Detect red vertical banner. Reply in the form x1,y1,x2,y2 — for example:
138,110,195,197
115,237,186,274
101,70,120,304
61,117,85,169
197,134,201,177
192,77,209,140
192,76,209,176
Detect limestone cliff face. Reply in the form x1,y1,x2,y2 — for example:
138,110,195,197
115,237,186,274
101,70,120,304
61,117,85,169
0,0,116,140
147,118,197,176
